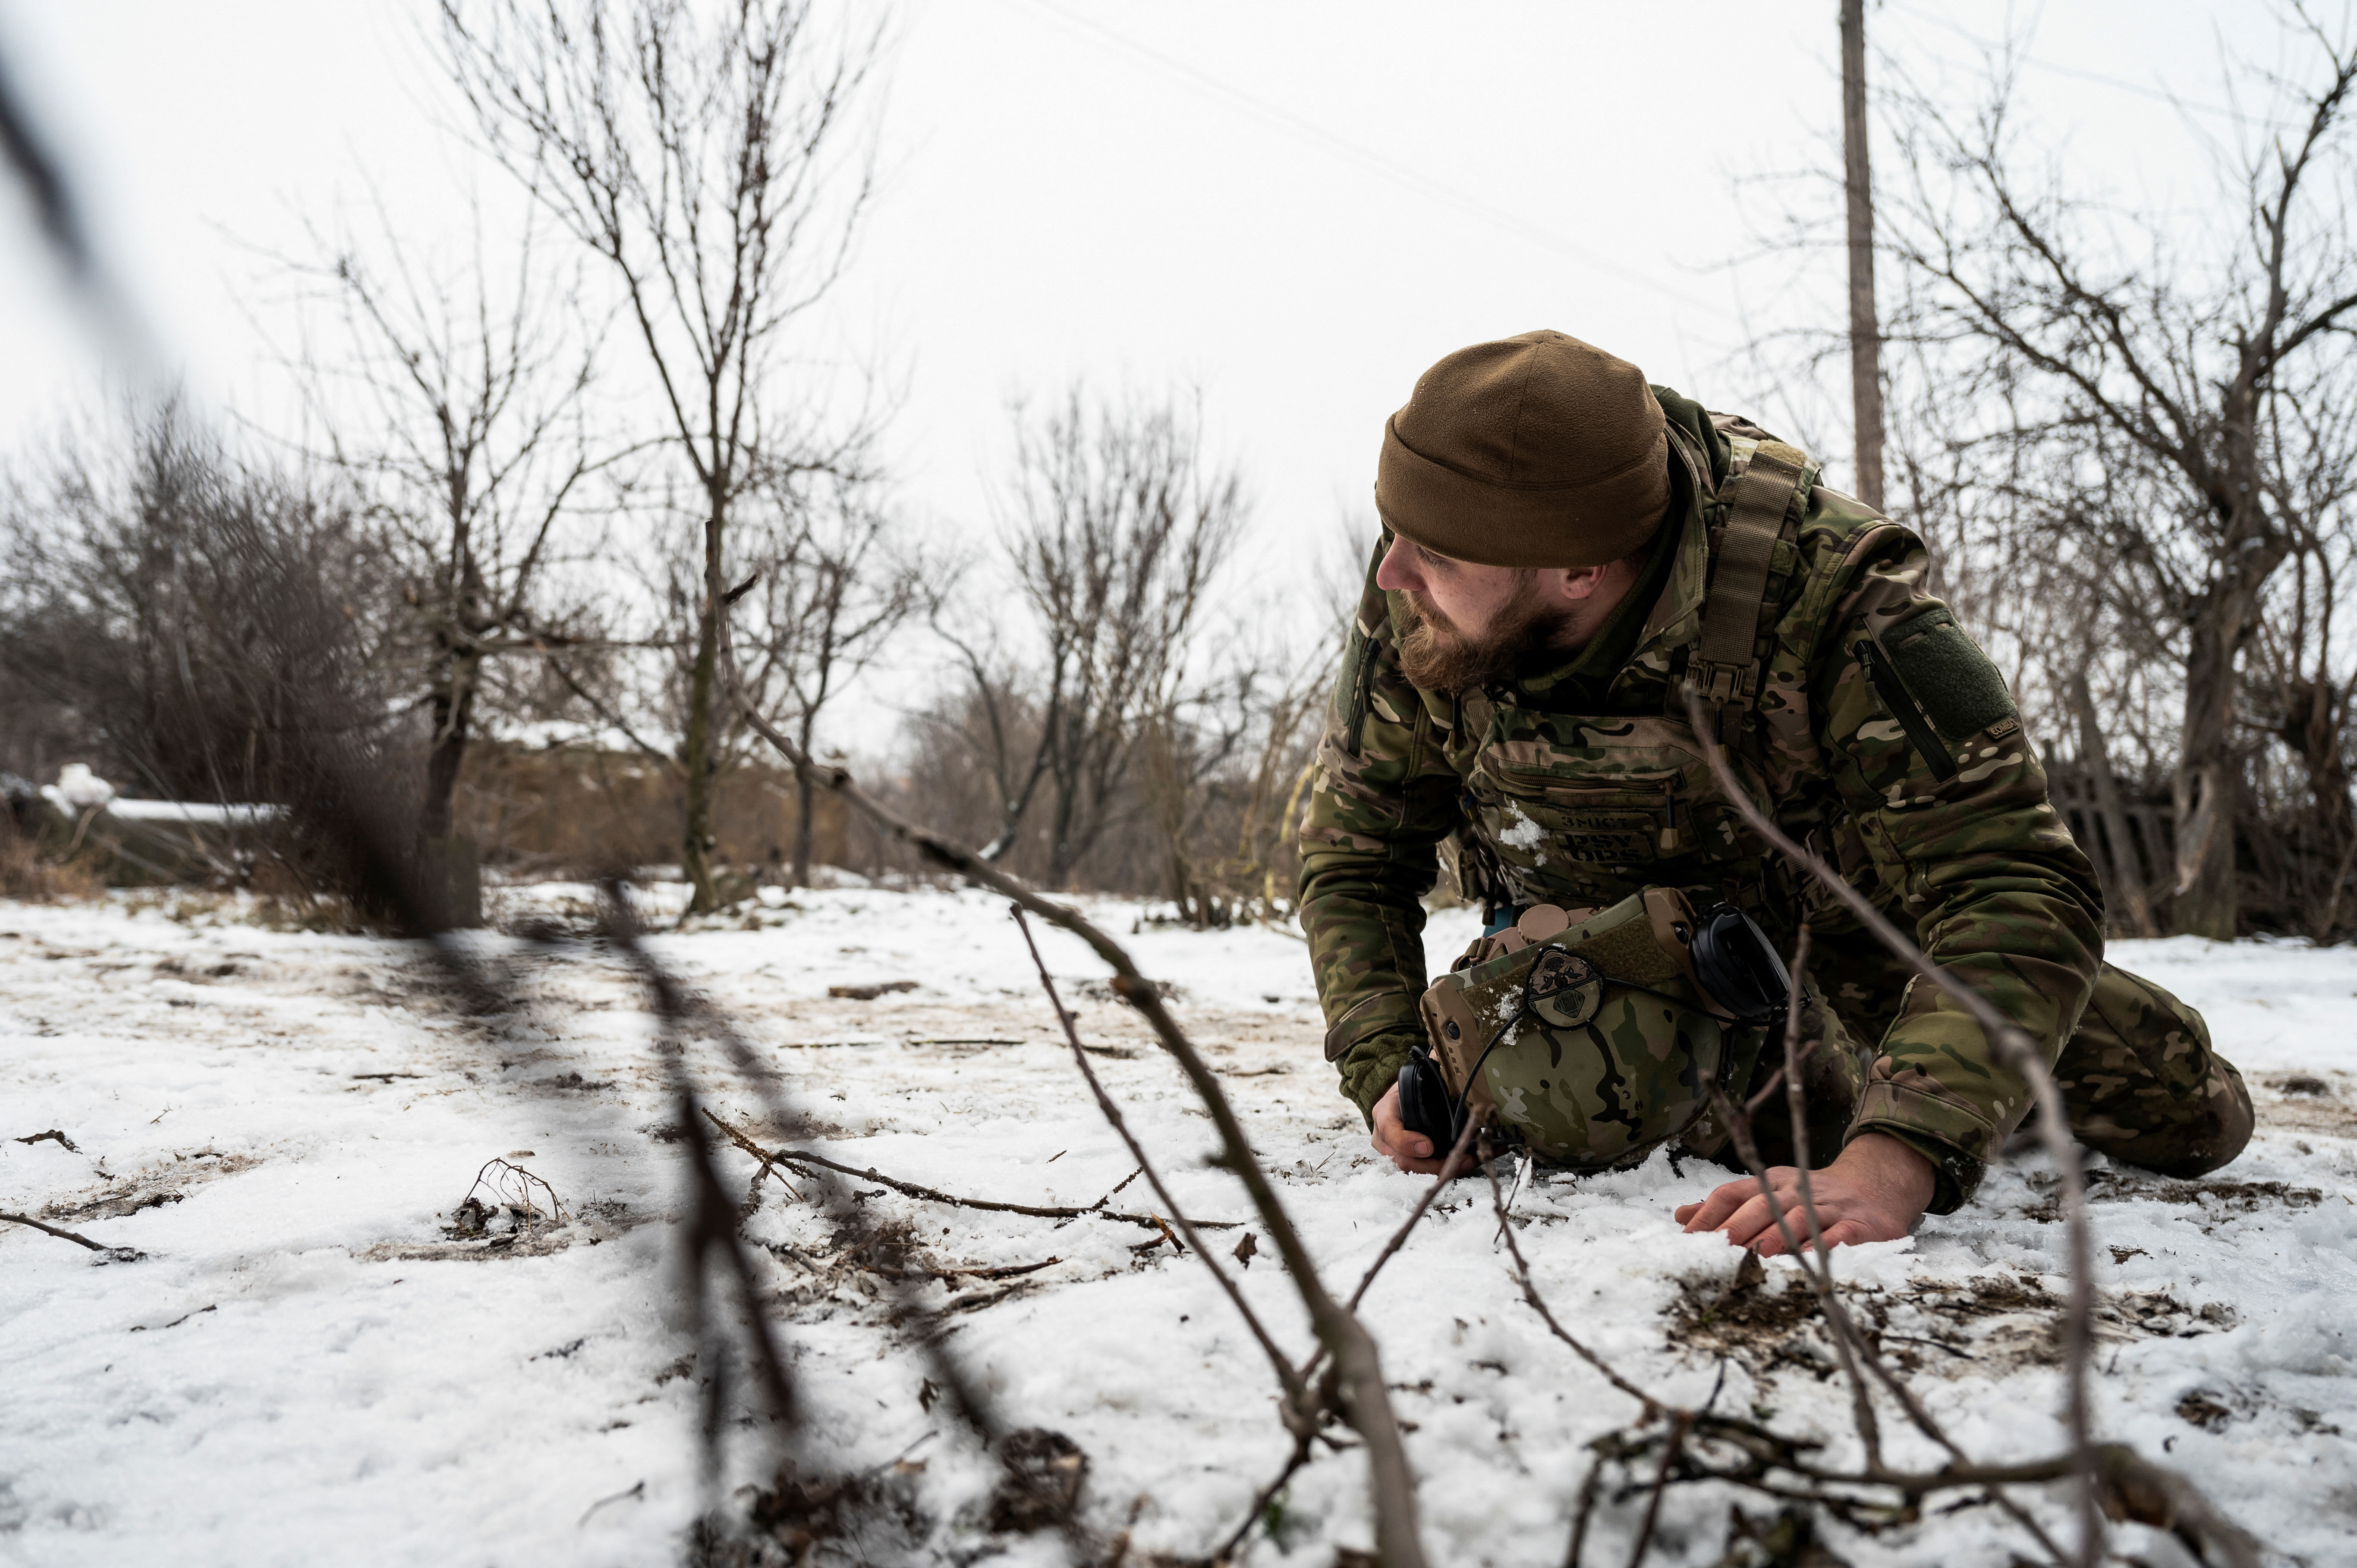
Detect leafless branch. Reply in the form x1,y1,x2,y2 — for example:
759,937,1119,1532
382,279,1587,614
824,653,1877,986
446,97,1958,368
1008,905,1310,1419
1344,1110,1485,1312
0,1211,126,1254
720,627,1429,1567
1684,688,2101,1560
1482,1148,1660,1414
701,1106,1221,1234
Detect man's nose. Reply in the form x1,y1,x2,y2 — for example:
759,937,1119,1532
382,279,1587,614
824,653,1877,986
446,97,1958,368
1374,533,1421,593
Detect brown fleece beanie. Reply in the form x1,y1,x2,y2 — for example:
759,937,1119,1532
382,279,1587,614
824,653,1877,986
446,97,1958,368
1376,329,1671,568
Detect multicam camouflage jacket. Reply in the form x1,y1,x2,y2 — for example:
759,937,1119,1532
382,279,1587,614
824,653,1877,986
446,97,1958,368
1298,387,2106,1211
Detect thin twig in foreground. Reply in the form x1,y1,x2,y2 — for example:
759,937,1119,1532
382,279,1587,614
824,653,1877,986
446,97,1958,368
1622,1409,1691,1568
702,1108,1223,1233
722,634,1429,1568
1347,1110,1485,1311
1563,1448,1608,1568
1293,1109,1486,1395
1214,1434,1316,1564
1,1211,118,1252
1704,1083,1895,1458
1772,929,1883,1472
1684,687,2102,1561
599,899,798,1444
1482,1151,1659,1414
1010,905,1309,1417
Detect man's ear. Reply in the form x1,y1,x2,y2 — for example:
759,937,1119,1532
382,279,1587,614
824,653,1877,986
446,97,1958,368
1551,563,1615,604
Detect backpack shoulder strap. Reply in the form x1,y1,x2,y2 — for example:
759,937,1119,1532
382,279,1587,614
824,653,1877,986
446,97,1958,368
1688,435,1810,715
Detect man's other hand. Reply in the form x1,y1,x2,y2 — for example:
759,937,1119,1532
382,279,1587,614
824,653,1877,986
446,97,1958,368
1370,1081,1450,1175
1672,1131,1935,1255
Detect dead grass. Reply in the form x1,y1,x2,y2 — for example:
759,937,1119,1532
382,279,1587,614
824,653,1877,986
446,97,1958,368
0,826,105,902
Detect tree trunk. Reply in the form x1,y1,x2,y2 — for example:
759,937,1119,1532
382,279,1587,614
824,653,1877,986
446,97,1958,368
1840,0,1885,512
681,503,725,913
793,759,816,889
2068,669,2155,936
420,648,478,843
2173,615,2242,939
415,647,483,930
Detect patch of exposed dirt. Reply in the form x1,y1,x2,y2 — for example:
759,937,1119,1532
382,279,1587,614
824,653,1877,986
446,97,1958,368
827,979,920,1001
1667,1255,1840,1379
356,1168,639,1263
1674,1261,2241,1382
1878,1274,2237,1371
2099,1290,2237,1339
151,954,262,982
2020,1166,2326,1225
2250,1068,2357,1137
356,1227,581,1264
1073,977,1183,1006
2177,1390,2236,1431
41,1150,261,1222
700,1458,932,1568
985,1428,1088,1533
1718,1505,1853,1568
1902,1270,2054,1320
753,1213,1077,1321
2102,1175,2326,1210
698,1427,1110,1567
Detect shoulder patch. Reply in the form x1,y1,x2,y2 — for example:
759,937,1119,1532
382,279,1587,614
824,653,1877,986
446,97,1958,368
1879,607,2016,740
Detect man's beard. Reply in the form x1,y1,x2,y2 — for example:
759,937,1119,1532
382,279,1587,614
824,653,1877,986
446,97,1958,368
1394,575,1574,695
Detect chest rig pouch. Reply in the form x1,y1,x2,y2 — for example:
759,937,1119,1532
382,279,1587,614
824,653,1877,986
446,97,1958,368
1400,889,1787,1169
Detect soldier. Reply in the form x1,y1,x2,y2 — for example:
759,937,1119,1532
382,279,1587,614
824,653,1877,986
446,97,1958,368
1300,330,2253,1253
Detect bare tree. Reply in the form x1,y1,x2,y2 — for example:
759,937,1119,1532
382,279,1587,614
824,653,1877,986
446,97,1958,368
280,198,621,906
941,387,1244,890
0,408,412,904
1139,528,1359,926
2064,663,2159,936
1873,11,2357,936
1141,645,1334,928
923,629,1047,865
1137,668,1256,925
437,0,884,913
730,475,921,886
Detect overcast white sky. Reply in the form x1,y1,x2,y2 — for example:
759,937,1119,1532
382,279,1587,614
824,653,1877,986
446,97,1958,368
0,0,2288,743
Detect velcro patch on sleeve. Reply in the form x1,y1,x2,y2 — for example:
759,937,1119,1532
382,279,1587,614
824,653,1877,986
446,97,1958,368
1879,607,2017,740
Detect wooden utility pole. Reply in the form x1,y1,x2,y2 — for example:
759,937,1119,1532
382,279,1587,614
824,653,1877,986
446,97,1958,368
1841,0,1886,511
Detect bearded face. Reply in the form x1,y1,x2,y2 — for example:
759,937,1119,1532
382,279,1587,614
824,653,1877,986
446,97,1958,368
1394,570,1574,694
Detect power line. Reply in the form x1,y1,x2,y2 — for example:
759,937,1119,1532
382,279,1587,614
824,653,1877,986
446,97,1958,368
1002,0,1740,321
1882,1,2285,129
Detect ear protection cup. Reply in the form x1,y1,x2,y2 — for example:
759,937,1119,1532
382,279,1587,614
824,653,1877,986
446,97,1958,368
1689,903,1792,1024
1397,1045,1463,1149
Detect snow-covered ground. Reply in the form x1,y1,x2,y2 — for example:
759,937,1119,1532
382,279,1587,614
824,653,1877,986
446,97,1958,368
1,884,2352,1567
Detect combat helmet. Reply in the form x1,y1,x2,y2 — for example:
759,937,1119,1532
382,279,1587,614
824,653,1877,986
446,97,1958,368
1399,888,1790,1169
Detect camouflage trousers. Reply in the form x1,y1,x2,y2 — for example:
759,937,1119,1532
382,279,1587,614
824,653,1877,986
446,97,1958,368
1699,962,2253,1180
